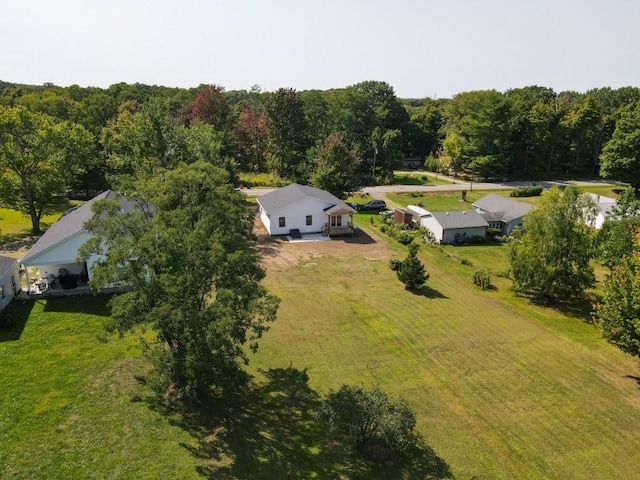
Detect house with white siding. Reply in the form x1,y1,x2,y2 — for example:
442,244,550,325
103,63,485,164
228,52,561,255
257,183,356,237
408,205,488,244
20,190,135,294
0,255,20,311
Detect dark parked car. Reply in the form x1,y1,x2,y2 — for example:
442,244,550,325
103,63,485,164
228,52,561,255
361,200,387,211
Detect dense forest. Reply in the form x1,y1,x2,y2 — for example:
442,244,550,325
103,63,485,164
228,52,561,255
1,79,639,227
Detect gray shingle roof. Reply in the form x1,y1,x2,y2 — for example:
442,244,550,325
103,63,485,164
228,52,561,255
257,183,355,214
0,255,17,276
432,210,489,229
21,190,135,264
472,194,533,223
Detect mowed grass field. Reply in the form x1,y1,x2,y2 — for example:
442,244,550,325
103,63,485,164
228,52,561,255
249,218,640,479
2,198,640,478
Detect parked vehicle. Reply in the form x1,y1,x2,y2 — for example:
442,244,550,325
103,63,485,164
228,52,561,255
361,200,387,211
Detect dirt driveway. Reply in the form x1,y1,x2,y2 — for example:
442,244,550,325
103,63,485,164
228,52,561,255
254,219,394,272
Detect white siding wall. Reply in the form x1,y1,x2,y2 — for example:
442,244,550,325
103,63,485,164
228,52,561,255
259,206,272,234
263,197,333,236
0,263,19,311
421,217,444,243
25,231,94,266
441,226,487,244
506,218,525,234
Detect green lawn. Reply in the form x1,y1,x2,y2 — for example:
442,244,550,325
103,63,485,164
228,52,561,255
2,213,640,479
0,200,82,245
249,219,640,479
393,173,452,186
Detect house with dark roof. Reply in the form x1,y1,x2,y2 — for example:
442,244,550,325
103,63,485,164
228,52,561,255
407,205,488,244
20,190,134,293
0,255,20,311
257,183,356,237
472,193,533,234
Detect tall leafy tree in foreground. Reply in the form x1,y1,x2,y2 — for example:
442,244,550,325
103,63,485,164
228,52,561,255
80,162,279,398
600,101,640,191
594,232,640,357
310,132,360,199
509,185,596,300
0,105,95,233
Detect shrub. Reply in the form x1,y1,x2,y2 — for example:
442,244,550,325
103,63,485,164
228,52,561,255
473,269,492,289
460,258,473,266
389,259,402,271
316,384,418,458
396,231,414,245
487,227,502,237
510,186,543,197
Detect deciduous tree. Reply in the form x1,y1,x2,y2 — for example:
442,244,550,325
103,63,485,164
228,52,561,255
80,162,279,398
600,102,640,191
594,232,640,357
310,132,360,199
509,185,596,299
0,105,95,233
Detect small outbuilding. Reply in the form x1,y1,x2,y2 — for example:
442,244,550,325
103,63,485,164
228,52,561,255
257,183,356,237
408,205,488,244
472,193,533,234
0,255,20,312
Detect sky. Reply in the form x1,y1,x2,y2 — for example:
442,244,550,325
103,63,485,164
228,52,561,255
1,0,639,99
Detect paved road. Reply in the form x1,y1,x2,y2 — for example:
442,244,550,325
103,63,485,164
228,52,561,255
242,176,620,197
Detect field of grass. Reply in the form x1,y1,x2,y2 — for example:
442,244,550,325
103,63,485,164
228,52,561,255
393,173,452,186
3,199,640,478
249,219,640,479
0,200,82,245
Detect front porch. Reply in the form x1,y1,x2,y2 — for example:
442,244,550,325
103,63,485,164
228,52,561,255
321,205,356,236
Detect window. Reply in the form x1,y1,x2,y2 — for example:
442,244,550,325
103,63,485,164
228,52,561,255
306,215,312,226
0,285,4,299
279,216,286,228
331,215,342,227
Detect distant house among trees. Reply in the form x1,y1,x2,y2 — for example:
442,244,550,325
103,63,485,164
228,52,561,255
472,193,533,234
257,183,356,237
587,193,618,229
0,255,20,312
408,205,488,244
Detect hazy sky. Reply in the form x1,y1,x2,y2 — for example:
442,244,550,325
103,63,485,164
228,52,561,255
1,0,638,98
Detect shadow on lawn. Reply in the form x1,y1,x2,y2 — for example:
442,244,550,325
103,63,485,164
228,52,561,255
42,294,112,317
0,299,34,342
145,367,454,479
411,285,448,299
530,293,599,325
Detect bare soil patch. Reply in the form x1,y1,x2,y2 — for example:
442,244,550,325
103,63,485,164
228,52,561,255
253,217,394,272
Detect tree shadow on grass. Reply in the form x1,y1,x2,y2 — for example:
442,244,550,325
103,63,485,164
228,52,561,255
143,367,454,479
529,294,599,325
410,285,448,299
0,299,34,341
42,294,112,317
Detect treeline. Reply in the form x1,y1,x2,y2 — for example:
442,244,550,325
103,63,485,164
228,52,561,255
1,80,640,204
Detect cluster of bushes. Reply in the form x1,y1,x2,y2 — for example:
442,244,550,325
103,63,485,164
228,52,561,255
473,269,492,289
510,186,543,197
379,222,423,245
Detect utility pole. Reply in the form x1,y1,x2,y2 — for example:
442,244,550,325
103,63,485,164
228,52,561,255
372,146,378,180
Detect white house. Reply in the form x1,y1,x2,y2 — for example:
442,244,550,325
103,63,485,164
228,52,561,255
587,194,618,229
20,190,134,293
472,193,533,234
0,255,20,311
408,205,488,244
257,183,356,236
